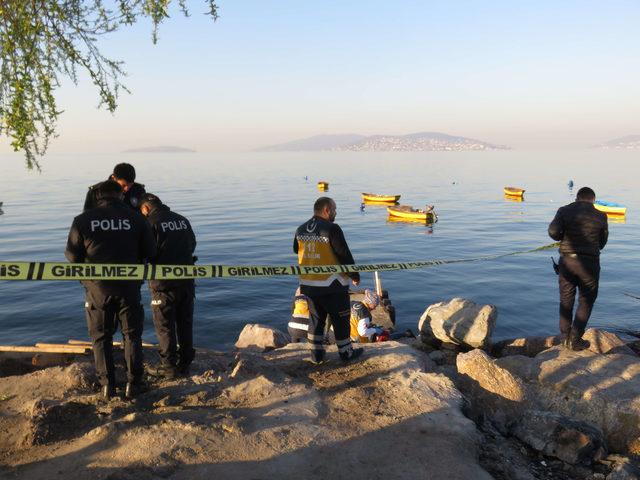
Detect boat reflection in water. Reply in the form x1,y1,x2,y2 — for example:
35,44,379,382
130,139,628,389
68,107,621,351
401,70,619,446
386,215,436,234
504,194,524,203
607,214,626,224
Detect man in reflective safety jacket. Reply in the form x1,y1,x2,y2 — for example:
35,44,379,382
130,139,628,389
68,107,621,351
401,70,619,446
140,193,197,378
293,197,363,364
548,186,608,350
84,163,146,212
65,180,156,400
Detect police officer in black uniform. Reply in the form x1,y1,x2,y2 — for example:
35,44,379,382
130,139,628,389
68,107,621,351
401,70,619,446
83,163,146,212
140,193,197,378
66,180,156,399
548,186,608,350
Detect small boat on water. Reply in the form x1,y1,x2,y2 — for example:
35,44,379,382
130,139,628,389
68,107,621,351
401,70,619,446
317,181,329,191
594,200,626,216
387,205,437,222
361,193,401,204
504,186,525,197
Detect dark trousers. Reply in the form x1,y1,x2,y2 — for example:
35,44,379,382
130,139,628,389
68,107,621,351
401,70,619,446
288,327,308,343
86,296,144,386
151,288,195,368
558,254,600,339
304,290,352,358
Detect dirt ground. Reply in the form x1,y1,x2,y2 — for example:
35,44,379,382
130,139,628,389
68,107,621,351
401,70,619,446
0,341,494,480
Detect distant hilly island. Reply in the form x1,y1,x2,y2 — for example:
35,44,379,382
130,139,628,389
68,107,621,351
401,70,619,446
258,132,509,152
594,135,640,149
122,146,195,153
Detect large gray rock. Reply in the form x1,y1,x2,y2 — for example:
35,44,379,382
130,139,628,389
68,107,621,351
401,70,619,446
456,349,527,431
492,335,562,357
512,410,606,465
583,329,637,356
493,329,636,358
497,348,640,455
235,324,289,352
419,298,497,349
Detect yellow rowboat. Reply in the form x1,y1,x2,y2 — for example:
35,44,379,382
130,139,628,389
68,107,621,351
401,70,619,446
504,186,525,197
594,201,626,216
317,181,329,191
504,194,524,203
387,205,437,222
361,193,401,203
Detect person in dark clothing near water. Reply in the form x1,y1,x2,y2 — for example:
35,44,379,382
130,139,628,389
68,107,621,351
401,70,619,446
294,197,363,364
548,186,608,350
84,163,146,212
65,180,156,399
140,193,197,378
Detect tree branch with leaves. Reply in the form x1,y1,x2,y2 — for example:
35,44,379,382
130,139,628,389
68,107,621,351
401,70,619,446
0,0,218,169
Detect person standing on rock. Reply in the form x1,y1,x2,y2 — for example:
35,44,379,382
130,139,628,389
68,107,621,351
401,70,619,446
294,197,363,364
548,186,608,350
65,180,156,400
83,163,146,212
139,193,197,378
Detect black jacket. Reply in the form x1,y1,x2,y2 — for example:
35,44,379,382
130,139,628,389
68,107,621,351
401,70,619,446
65,198,156,303
145,204,197,291
548,201,608,257
293,216,360,294
83,181,146,212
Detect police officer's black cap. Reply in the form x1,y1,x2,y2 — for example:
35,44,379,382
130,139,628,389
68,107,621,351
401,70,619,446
140,193,162,206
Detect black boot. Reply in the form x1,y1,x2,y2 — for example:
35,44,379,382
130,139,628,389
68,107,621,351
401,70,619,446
153,363,178,380
568,336,589,351
310,350,326,365
124,381,147,399
101,384,115,400
340,347,364,363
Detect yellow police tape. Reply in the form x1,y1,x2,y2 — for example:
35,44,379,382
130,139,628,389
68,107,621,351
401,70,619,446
0,243,559,281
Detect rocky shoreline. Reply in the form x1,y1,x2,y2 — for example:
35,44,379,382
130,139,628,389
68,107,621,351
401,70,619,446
1,298,639,479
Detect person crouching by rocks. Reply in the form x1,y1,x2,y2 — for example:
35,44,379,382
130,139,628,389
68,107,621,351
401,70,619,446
140,193,197,378
548,186,608,351
350,290,387,343
65,180,156,400
288,288,317,343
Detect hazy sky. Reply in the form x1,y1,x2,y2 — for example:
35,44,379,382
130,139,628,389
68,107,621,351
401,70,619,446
4,0,640,154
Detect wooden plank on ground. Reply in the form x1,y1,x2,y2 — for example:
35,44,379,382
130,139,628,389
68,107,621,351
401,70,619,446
67,339,158,348
36,343,90,349
0,346,89,354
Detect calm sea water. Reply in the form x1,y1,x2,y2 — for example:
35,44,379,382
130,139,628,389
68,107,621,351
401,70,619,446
1,150,638,348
